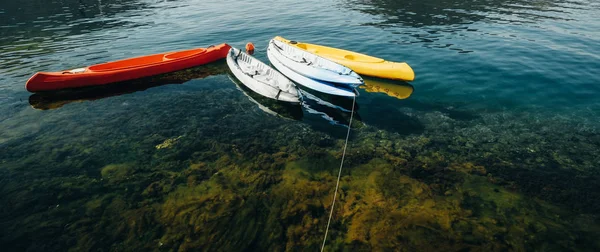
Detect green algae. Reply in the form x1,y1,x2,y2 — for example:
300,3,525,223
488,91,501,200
2,77,600,251
100,163,135,181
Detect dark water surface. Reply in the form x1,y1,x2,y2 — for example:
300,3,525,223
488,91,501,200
1,0,600,251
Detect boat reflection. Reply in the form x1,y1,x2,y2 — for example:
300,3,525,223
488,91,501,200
300,89,360,128
28,60,229,110
227,73,303,121
361,77,414,100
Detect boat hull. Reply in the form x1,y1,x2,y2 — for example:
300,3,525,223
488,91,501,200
274,36,415,81
270,39,363,86
26,44,231,92
226,47,301,103
267,45,357,98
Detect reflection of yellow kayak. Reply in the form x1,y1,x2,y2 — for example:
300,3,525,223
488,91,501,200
361,77,414,99
274,36,415,81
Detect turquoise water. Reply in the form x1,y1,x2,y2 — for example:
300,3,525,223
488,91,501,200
1,0,600,250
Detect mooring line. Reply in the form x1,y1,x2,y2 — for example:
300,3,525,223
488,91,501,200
321,95,356,252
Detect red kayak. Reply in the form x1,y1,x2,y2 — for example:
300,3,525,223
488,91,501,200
26,43,231,92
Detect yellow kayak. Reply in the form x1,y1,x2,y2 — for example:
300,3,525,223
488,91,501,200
361,77,414,100
274,36,415,81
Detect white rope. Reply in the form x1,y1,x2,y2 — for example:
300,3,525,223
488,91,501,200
321,95,356,252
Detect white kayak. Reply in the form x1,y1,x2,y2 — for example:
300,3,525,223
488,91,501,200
269,39,364,87
226,47,301,103
267,45,357,98
228,73,303,120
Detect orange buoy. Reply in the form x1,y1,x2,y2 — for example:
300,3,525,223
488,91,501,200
245,42,255,55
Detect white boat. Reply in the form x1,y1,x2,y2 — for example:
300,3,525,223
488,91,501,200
269,39,364,87
227,73,304,120
226,47,301,103
267,45,358,97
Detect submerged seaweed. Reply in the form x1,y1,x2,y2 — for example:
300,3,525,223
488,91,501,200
2,77,600,251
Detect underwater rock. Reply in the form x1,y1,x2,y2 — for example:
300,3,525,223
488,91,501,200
448,162,487,175
100,163,135,183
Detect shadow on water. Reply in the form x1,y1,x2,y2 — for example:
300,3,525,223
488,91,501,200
359,95,479,134
348,77,422,135
28,60,229,110
360,103,425,135
404,98,481,122
361,76,478,122
226,72,304,121
357,77,477,134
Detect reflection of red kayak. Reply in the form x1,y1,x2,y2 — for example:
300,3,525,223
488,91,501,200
26,43,231,92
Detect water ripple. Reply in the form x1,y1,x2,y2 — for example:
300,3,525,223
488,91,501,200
1,0,599,113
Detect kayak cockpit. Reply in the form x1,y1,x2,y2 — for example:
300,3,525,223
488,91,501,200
292,40,384,64
88,54,165,71
88,48,207,72
163,48,206,60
